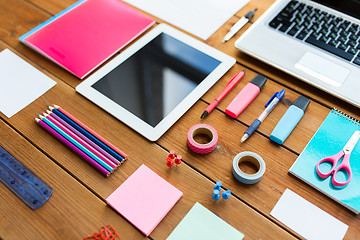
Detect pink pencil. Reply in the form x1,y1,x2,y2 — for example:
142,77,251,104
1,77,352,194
46,110,120,166
52,105,127,160
44,113,117,169
35,118,110,177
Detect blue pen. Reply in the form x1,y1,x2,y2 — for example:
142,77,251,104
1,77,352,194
241,89,285,143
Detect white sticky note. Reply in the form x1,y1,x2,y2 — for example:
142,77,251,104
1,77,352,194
271,189,348,240
0,49,56,118
123,0,250,40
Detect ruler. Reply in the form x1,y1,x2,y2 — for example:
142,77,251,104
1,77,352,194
0,145,53,209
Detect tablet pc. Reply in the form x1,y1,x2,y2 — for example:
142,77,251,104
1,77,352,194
76,24,235,141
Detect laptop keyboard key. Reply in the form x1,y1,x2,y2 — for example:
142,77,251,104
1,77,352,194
319,36,329,42
332,27,340,33
297,3,305,11
305,8,312,16
269,20,280,29
349,34,358,41
329,32,337,39
280,11,292,19
340,30,349,37
311,32,320,39
348,40,357,48
347,48,357,55
288,1,298,9
338,43,347,50
287,27,298,36
320,29,328,35
349,26,357,34
353,57,360,66
303,21,310,28
296,30,308,40
328,39,338,46
323,23,330,29
279,24,291,32
338,36,347,43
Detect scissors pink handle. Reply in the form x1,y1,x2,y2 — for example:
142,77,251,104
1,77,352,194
316,151,352,187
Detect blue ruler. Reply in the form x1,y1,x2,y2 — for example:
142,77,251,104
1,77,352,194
0,145,53,209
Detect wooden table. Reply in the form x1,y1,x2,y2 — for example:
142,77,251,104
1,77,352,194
0,0,359,239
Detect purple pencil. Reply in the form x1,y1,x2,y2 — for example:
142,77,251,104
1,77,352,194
35,118,110,177
47,110,120,166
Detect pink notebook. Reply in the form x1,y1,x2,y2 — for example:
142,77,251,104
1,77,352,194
19,0,154,79
106,164,183,236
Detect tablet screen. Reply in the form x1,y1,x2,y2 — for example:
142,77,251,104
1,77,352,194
91,33,221,127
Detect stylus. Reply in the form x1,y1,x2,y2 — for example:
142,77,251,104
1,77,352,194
222,8,257,43
201,70,245,119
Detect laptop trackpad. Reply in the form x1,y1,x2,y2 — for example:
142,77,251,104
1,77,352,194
295,52,349,87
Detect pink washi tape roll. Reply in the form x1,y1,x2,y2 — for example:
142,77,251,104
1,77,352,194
187,124,218,154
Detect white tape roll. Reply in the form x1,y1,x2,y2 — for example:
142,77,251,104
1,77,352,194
232,151,266,184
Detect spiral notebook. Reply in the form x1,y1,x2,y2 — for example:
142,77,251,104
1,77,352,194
289,109,360,214
19,0,155,79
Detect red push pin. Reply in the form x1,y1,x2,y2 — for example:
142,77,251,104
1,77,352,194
166,159,174,167
174,155,182,165
168,150,176,159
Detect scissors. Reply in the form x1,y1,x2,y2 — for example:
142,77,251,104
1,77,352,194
316,130,360,187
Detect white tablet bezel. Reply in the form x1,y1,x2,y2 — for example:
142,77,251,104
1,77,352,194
76,24,235,141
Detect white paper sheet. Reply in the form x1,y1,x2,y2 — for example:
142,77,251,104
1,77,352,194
271,189,348,240
123,0,250,40
0,49,56,118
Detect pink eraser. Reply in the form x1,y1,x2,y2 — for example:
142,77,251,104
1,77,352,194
225,75,267,118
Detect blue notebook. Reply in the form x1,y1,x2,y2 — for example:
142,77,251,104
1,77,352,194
289,109,360,214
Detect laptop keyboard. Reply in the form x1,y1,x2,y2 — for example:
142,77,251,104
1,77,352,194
269,0,360,66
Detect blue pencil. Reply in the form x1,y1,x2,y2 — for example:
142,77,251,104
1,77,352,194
39,115,113,172
50,108,125,162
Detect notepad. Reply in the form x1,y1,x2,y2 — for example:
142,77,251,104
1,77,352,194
271,189,348,240
289,109,360,214
106,164,182,236
166,202,244,240
123,0,250,40
19,0,155,79
0,49,56,118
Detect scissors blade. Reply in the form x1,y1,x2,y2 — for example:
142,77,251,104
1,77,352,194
343,131,360,154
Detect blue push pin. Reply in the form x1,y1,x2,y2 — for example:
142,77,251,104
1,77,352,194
213,189,221,200
214,181,222,191
222,190,231,199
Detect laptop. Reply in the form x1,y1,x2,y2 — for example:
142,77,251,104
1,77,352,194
235,0,360,107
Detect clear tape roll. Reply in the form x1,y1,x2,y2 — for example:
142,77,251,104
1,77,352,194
232,151,266,184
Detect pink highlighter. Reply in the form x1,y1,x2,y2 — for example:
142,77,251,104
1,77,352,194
225,74,267,118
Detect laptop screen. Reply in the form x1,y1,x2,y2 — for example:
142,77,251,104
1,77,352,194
311,0,360,19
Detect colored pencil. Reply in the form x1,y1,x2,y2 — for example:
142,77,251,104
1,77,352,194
44,113,117,169
35,118,110,177
52,105,127,160
49,106,125,162
39,115,113,172
47,110,120,166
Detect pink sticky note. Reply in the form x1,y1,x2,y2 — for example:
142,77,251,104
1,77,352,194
106,164,182,236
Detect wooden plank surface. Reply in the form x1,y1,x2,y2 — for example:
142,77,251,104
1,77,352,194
0,117,147,240
0,0,359,239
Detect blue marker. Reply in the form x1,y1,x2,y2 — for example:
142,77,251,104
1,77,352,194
270,96,310,144
241,89,285,143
